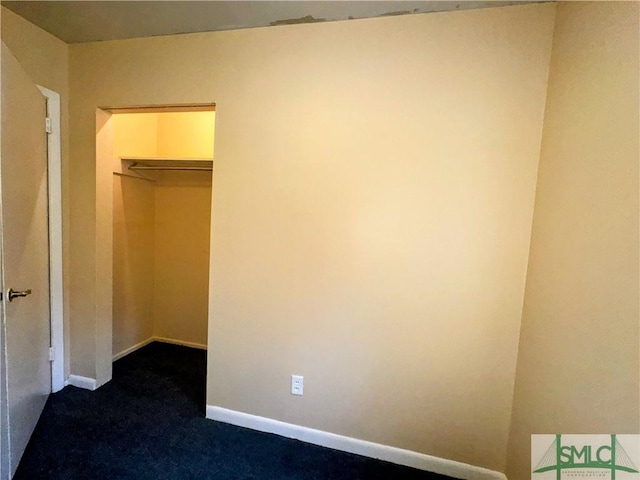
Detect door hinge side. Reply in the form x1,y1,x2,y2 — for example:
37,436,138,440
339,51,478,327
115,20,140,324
45,117,52,134
49,346,55,362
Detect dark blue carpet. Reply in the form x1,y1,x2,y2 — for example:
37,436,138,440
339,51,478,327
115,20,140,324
15,342,455,479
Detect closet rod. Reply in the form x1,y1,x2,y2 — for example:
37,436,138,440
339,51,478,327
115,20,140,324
113,171,156,182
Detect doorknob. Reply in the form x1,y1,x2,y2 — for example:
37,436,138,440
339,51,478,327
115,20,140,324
7,288,32,302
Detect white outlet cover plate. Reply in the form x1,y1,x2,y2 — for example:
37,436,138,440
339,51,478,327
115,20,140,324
291,375,304,395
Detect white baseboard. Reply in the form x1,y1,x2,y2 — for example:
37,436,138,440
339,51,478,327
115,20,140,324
66,375,97,391
206,406,506,480
152,336,207,350
112,337,154,361
112,336,207,362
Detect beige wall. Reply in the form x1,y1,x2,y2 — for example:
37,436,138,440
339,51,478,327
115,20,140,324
506,2,640,478
153,112,214,346
154,179,211,346
69,4,555,471
111,113,212,354
112,112,158,357
114,113,159,160
112,175,155,356
1,6,71,378
156,111,215,158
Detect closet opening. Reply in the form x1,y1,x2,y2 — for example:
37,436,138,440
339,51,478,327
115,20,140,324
107,107,215,368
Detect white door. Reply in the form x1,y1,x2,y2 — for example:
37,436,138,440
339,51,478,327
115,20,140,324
0,42,51,477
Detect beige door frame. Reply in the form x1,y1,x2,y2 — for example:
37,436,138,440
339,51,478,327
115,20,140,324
94,103,215,389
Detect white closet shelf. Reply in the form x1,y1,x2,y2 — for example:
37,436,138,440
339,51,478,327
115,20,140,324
122,157,213,172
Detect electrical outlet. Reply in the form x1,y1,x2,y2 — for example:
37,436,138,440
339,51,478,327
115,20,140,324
291,375,304,396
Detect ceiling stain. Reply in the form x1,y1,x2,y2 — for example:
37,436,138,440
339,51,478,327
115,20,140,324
270,15,327,26
378,10,412,17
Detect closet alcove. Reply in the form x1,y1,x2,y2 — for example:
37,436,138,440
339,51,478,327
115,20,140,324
111,111,215,359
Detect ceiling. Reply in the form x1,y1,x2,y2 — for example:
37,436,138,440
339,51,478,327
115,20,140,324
2,1,541,44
